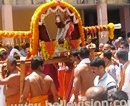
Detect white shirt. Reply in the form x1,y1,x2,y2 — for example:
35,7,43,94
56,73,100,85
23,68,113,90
9,48,23,57
121,63,130,99
107,64,119,82
94,73,117,97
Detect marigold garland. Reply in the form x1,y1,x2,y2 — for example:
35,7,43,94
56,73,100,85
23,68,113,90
30,0,85,55
0,31,32,38
70,39,81,49
108,23,114,40
40,40,70,60
83,23,115,39
56,40,69,51
40,41,56,60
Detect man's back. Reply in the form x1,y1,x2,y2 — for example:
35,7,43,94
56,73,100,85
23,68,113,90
20,71,58,104
20,56,58,105
4,71,20,97
28,72,52,97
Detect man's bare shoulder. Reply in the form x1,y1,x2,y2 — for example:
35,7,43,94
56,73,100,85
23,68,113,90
75,63,89,71
44,75,53,82
25,73,53,82
8,71,20,78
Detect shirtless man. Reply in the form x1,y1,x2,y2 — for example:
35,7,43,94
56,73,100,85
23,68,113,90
72,47,95,102
0,57,20,106
20,56,58,105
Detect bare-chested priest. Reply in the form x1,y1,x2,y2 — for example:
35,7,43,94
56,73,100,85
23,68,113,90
0,57,20,106
20,56,58,106
72,47,96,102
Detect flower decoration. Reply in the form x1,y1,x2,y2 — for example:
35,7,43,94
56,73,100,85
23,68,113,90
70,39,81,49
83,23,115,40
0,31,32,38
41,41,56,60
30,0,85,55
40,40,71,60
108,23,114,40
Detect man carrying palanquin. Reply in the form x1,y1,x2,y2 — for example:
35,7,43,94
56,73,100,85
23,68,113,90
0,57,20,106
20,56,58,106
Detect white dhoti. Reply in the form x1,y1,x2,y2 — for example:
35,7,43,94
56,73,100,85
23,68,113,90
0,85,6,106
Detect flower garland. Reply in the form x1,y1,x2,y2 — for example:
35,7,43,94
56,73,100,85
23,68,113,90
0,31,32,38
83,23,115,40
84,25,108,34
40,41,57,60
108,23,114,40
40,40,70,60
70,39,81,49
30,0,85,55
56,40,69,51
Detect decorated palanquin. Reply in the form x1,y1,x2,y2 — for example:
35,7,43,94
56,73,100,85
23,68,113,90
29,0,116,60
30,0,85,60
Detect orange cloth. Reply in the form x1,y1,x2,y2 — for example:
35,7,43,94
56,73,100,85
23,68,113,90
118,65,124,90
25,64,32,76
6,92,20,106
66,69,74,101
30,95,48,106
63,70,72,99
58,69,72,99
25,56,33,76
58,70,65,98
118,61,130,90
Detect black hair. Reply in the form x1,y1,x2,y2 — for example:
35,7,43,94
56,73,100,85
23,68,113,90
110,90,128,105
0,52,3,59
103,50,112,60
31,56,44,70
127,32,130,38
1,50,7,56
70,50,80,60
14,45,19,50
90,57,105,68
116,50,128,62
120,41,129,49
7,56,17,66
13,52,20,60
25,43,30,48
70,50,80,57
79,47,90,59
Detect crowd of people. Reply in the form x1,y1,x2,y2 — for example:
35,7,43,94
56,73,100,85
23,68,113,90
0,36,130,106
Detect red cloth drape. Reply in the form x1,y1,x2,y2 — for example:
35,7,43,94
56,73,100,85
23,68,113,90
71,24,80,40
39,25,50,42
43,64,59,102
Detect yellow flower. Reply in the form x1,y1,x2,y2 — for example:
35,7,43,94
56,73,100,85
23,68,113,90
108,23,114,40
